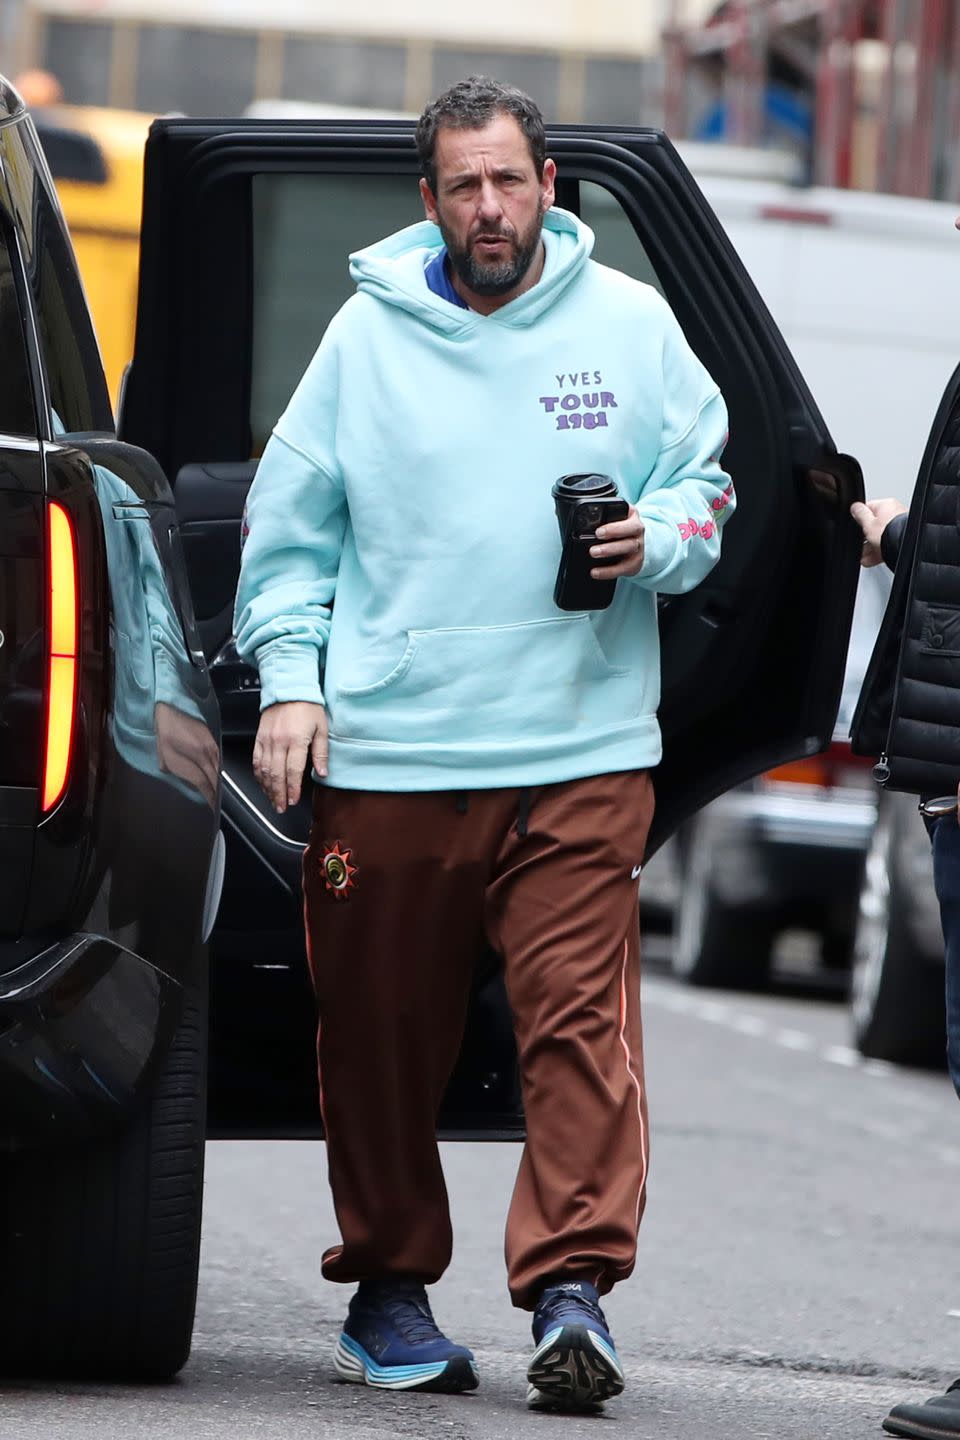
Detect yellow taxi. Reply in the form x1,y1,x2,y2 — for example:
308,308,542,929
34,102,151,408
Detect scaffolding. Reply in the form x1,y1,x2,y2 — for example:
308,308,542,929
663,0,960,200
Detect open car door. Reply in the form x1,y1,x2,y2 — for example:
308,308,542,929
122,119,863,1139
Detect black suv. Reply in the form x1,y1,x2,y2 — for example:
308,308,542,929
1,77,871,1378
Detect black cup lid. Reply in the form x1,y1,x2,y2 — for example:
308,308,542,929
552,472,618,498
552,475,618,498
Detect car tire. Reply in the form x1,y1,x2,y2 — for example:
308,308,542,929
673,821,774,989
0,980,207,1380
851,806,944,1067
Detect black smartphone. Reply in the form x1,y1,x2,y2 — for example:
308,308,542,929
553,496,631,612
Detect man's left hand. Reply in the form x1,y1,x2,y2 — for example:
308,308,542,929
590,505,645,579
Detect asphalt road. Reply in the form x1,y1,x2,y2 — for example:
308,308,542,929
6,963,960,1439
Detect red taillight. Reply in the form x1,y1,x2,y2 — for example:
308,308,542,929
42,501,78,812
764,742,875,791
764,755,831,787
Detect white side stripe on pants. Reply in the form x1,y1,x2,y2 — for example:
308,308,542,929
619,937,648,1231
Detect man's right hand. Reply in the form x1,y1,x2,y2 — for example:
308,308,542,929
252,701,328,813
850,498,907,567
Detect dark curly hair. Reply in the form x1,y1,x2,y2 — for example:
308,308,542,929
416,75,546,194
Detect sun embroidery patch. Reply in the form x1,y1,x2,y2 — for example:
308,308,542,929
319,841,359,900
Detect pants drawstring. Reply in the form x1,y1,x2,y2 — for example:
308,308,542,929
455,792,470,815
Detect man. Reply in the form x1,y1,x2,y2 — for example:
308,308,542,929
235,76,733,1412
853,490,960,1439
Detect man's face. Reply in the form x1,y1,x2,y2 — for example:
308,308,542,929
420,113,557,298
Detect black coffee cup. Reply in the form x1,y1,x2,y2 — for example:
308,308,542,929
551,473,628,611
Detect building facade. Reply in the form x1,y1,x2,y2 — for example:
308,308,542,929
16,0,669,125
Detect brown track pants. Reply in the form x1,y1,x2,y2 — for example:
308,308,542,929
302,769,655,1310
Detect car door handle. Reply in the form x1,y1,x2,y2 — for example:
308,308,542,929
210,639,260,694
111,500,157,521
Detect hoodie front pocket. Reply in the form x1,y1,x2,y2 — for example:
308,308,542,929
333,615,638,745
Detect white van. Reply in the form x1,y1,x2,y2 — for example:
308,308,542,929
683,143,960,506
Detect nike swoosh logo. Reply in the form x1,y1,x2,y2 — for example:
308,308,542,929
631,864,642,880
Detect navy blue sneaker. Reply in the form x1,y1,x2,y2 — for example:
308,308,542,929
527,1279,624,1411
333,1279,479,1393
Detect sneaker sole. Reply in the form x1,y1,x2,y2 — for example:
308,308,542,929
526,1323,624,1411
334,1333,479,1393
883,1416,960,1440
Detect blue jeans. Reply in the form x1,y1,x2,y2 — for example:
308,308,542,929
933,815,960,1097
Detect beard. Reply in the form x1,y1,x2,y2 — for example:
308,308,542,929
439,198,545,297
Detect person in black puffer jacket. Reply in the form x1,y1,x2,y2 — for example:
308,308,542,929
853,494,960,1440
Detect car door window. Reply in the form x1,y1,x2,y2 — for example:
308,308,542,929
580,181,664,294
250,175,665,455
28,184,110,436
5,120,113,438
0,222,38,438
251,174,419,453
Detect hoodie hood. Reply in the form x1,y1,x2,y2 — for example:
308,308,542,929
348,206,594,334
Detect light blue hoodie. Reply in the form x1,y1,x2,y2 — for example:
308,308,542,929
234,208,733,790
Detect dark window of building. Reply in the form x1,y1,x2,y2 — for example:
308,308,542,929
0,225,37,437
43,19,112,106
583,57,659,127
137,26,258,116
283,37,408,111
430,50,559,119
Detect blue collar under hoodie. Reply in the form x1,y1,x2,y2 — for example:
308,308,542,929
351,209,590,330
234,207,734,791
